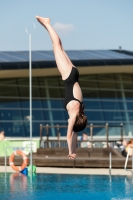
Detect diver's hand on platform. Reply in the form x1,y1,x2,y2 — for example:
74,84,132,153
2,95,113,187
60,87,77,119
68,153,76,159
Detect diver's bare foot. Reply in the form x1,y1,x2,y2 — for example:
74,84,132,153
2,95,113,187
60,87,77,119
36,16,50,27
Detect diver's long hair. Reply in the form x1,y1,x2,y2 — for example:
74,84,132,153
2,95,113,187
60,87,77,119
73,103,88,132
127,139,133,145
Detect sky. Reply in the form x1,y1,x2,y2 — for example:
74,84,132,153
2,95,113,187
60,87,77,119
0,0,133,52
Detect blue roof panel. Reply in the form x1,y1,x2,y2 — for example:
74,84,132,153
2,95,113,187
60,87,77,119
0,50,133,63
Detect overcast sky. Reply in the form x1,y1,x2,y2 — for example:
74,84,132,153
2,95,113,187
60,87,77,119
0,0,133,51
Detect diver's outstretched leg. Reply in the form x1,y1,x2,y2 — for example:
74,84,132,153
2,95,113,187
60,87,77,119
36,16,73,80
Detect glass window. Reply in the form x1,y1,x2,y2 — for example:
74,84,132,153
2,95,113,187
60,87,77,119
126,102,133,110
100,91,117,99
1,121,13,134
117,91,123,99
51,110,67,121
0,109,22,121
22,110,44,121
124,91,133,100
123,123,133,136
32,122,43,137
120,112,126,121
80,74,97,82
17,78,29,86
1,74,133,137
0,86,18,97
92,127,107,136
80,80,98,89
12,122,25,136
32,77,39,87
84,100,102,110
108,127,123,136
101,101,120,110
20,99,29,108
128,112,133,121
85,111,104,122
32,100,43,108
97,74,115,81
115,82,121,90
50,100,64,108
98,81,116,89
119,101,125,110
40,88,46,98
82,89,99,98
32,87,41,98
0,99,20,108
0,78,17,85
48,88,62,98
18,86,29,97
104,111,123,122
46,77,60,87
121,74,132,82
32,110,45,121
123,83,133,90
42,99,48,108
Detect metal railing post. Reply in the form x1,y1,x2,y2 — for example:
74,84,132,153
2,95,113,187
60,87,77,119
40,124,43,147
120,123,123,142
109,151,112,171
124,147,133,174
124,147,131,170
56,124,60,148
90,124,93,147
46,124,49,148
5,148,7,173
106,123,109,148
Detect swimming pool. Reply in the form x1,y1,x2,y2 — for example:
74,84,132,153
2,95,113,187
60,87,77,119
0,173,133,200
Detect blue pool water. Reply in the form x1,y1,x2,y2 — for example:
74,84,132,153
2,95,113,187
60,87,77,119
0,173,133,200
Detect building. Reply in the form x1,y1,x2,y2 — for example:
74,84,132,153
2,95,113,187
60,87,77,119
0,50,133,137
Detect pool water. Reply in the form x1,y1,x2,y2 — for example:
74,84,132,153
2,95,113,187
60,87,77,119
0,173,133,200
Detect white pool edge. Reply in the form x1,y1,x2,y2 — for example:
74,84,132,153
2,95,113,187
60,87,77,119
0,166,133,176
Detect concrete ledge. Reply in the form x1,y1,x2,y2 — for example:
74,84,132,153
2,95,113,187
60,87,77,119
0,166,132,176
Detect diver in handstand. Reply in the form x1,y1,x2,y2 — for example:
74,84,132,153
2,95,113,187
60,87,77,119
36,16,87,159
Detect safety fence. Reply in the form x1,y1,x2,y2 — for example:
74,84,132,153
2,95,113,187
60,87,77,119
40,123,123,148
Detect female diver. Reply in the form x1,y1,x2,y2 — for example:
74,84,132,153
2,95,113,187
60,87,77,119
36,16,87,159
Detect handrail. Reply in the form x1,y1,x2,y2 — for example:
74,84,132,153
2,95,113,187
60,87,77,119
40,123,123,148
124,147,133,173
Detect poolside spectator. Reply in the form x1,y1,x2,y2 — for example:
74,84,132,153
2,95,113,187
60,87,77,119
116,139,133,157
81,132,88,141
0,131,5,141
81,133,92,148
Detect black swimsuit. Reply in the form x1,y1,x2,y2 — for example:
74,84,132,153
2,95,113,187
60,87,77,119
63,66,82,110
121,149,127,157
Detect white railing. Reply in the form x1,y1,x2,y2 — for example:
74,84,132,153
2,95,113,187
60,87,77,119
124,147,133,173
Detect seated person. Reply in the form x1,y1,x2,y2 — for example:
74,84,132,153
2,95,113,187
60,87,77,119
0,131,5,141
81,132,92,148
116,139,133,157
81,132,88,141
